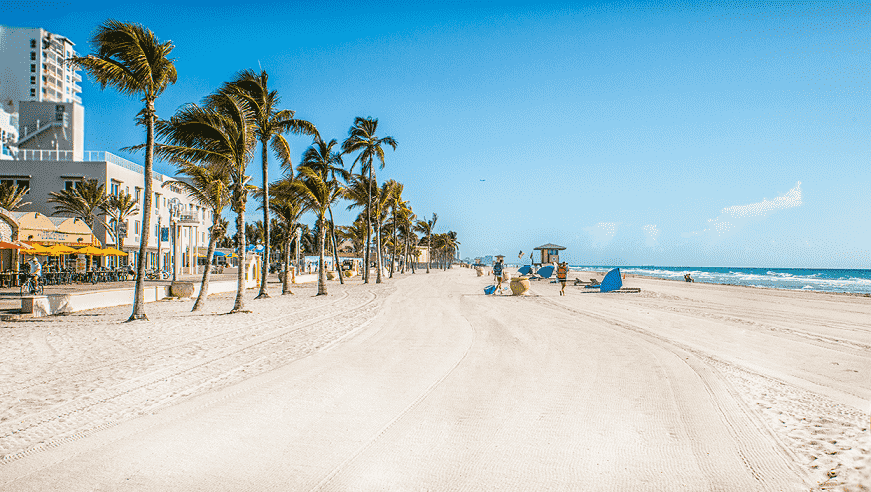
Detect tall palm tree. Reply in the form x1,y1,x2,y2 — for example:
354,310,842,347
299,138,348,284
152,90,257,313
222,69,318,299
47,179,107,228
399,205,416,273
0,182,31,210
162,162,230,311
337,216,367,256
291,166,343,295
385,180,406,278
270,178,306,295
415,213,437,273
101,191,139,267
72,19,177,322
341,117,397,284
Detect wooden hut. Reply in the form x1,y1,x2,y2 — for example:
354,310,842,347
533,243,566,265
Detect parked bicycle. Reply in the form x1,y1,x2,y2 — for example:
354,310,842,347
20,274,44,296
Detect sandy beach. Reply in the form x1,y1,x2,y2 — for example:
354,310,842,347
0,268,867,490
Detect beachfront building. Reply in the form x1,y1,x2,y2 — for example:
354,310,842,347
0,25,82,115
533,243,565,265
0,106,18,160
1,102,213,275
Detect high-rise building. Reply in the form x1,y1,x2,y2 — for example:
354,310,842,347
0,25,83,115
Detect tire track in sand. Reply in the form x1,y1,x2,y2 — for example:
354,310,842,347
534,295,811,491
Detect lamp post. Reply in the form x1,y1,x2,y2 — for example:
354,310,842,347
167,198,184,282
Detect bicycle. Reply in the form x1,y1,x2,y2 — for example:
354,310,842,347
20,275,44,296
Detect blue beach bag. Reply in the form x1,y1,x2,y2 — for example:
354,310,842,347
484,285,497,295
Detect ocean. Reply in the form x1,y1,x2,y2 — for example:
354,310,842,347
566,265,871,295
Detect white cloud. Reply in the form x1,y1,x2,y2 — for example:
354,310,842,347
684,182,803,238
643,224,659,246
584,221,619,247
721,181,802,218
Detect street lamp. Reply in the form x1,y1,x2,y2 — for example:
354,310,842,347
167,198,184,282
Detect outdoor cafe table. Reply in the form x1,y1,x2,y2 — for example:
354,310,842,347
1,272,24,288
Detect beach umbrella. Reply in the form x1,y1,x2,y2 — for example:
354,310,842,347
213,251,227,257
101,247,128,256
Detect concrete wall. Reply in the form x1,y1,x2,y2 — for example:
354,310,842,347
19,274,322,317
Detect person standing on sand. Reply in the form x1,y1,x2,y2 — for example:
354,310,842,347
493,258,505,294
557,261,568,295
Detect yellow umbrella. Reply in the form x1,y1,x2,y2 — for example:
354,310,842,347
76,245,106,256
46,244,78,255
20,243,52,255
101,247,128,256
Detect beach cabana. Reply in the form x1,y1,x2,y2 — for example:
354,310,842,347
533,243,566,265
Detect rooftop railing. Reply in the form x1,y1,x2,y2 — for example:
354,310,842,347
15,150,165,182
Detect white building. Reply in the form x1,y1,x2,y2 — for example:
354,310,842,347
0,106,17,160
0,25,83,115
1,102,214,275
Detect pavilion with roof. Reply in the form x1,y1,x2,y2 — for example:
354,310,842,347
533,243,566,265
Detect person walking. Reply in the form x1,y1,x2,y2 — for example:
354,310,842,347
557,261,568,296
493,257,505,294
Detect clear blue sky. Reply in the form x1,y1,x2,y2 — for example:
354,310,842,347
7,0,869,268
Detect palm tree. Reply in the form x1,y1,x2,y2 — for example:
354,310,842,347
101,191,139,249
341,117,397,284
270,178,306,295
399,205,416,273
291,166,343,295
72,19,177,322
0,182,31,210
152,90,256,313
385,180,407,278
47,179,107,228
222,70,318,299
161,162,230,311
338,216,367,256
415,213,437,273
299,138,348,284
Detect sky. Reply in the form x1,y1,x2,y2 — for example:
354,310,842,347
5,0,869,268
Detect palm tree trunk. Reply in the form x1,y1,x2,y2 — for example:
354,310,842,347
317,214,327,295
128,100,154,322
256,138,270,299
231,197,247,313
192,217,218,312
426,235,431,273
327,206,344,285
375,217,383,283
282,239,292,295
390,211,397,278
364,167,372,284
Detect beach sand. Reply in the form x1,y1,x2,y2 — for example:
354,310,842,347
0,269,867,490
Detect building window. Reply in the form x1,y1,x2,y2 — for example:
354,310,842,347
30,76,35,84
134,220,140,235
30,89,36,97
110,181,119,195
30,52,36,60
30,39,36,48
154,193,160,208
64,180,77,190
16,180,30,193
30,64,36,73
155,225,159,237
135,188,141,202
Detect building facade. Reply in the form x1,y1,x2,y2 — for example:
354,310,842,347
0,25,82,115
0,106,18,160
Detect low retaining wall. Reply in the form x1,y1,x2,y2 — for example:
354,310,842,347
20,274,325,318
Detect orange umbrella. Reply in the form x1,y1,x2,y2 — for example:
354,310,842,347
0,241,24,249
101,247,128,256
